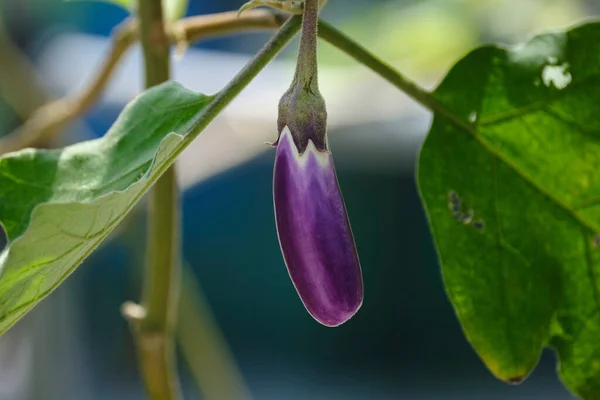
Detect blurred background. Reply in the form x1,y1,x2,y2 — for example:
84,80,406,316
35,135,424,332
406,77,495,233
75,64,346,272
0,0,598,399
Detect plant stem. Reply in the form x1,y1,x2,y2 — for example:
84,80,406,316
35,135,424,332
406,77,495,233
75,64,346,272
293,0,319,89
108,17,302,219
123,0,181,399
183,16,303,142
177,9,287,44
316,20,472,132
2,11,465,158
0,10,283,156
139,1,170,87
124,16,302,397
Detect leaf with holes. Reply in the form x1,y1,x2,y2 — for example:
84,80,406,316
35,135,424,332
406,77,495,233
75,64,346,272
418,21,600,399
0,82,211,333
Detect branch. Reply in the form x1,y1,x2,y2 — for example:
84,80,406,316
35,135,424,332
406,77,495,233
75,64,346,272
122,0,180,399
316,21,472,132
173,9,287,44
0,18,137,154
181,16,302,145
0,9,460,158
120,16,302,400
0,10,284,156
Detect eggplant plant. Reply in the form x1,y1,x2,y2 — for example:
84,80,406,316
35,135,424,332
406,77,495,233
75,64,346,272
0,0,600,399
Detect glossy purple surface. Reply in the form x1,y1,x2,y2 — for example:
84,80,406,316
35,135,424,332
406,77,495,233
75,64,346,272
273,128,363,327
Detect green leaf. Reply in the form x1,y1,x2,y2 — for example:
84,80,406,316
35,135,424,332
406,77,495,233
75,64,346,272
418,21,600,398
0,82,211,333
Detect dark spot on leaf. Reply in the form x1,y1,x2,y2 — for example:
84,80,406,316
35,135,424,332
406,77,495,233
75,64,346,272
449,191,481,228
472,220,485,232
453,211,464,221
448,190,460,203
448,190,462,213
593,235,600,248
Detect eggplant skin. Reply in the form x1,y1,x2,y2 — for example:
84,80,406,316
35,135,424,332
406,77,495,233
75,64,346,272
273,127,363,327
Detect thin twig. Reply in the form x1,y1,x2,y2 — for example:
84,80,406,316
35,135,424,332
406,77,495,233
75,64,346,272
0,10,284,156
0,18,137,154
173,9,287,44
122,0,180,399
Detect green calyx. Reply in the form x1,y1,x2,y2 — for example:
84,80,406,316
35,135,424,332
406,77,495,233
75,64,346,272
278,82,327,153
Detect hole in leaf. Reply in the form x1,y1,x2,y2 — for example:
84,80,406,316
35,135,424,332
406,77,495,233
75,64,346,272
541,63,572,89
448,191,461,210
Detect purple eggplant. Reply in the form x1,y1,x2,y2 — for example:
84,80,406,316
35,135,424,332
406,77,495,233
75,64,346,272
271,0,363,326
273,124,363,327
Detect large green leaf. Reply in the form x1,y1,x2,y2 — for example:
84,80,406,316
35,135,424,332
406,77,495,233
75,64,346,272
418,21,600,398
0,82,211,333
